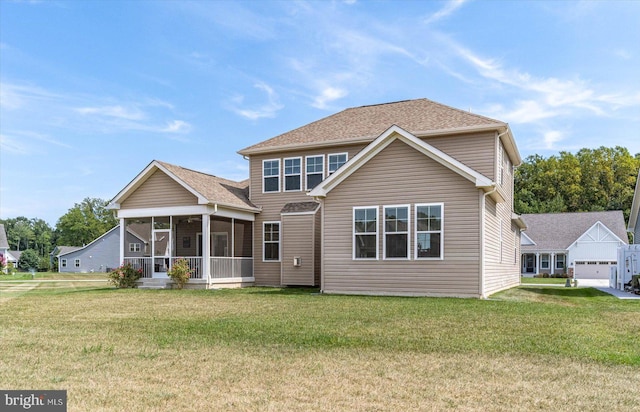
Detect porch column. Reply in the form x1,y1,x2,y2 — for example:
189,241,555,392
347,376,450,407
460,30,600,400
550,253,556,275
535,252,540,275
119,218,125,265
202,214,211,282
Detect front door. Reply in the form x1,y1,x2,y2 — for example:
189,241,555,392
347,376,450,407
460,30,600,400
153,229,171,277
524,254,535,273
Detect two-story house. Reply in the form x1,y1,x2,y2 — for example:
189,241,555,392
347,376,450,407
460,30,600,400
108,98,524,297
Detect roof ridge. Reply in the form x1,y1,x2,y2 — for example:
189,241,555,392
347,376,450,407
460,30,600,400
156,160,244,186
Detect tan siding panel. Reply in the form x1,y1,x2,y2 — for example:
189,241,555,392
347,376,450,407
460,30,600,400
121,170,197,209
322,138,482,296
282,214,317,286
424,132,496,180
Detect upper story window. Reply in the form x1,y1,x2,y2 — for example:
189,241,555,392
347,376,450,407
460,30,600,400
263,159,280,193
384,205,409,259
328,153,348,174
129,243,141,252
354,206,378,259
284,157,302,191
415,204,443,259
306,155,324,190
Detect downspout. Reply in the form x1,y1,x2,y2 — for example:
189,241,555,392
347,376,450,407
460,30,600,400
480,185,498,299
313,196,326,294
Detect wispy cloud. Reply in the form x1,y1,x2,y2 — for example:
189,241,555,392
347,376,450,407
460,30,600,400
75,105,146,121
311,87,348,110
424,0,468,25
230,82,283,120
0,134,29,155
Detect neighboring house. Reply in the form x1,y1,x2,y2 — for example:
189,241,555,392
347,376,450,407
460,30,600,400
54,225,147,273
6,251,20,267
108,98,524,297
628,168,640,244
0,224,10,272
520,211,628,279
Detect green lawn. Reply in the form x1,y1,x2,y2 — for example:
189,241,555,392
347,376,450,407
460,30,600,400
520,276,569,284
0,271,109,281
1,284,638,411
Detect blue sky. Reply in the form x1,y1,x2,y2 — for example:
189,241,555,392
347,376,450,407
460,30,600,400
1,0,639,226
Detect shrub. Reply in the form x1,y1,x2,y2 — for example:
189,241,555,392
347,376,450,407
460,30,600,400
38,257,51,272
108,263,142,288
167,258,192,290
542,273,549,278
18,249,40,271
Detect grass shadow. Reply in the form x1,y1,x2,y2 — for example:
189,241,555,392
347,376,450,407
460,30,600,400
518,286,612,298
239,286,321,296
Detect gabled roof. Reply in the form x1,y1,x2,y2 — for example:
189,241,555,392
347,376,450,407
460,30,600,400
521,211,628,251
0,224,9,249
108,160,258,212
57,225,120,257
52,246,82,257
238,98,521,166
627,168,640,233
308,125,500,200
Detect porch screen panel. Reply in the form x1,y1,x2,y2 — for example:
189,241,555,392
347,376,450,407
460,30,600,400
234,220,253,257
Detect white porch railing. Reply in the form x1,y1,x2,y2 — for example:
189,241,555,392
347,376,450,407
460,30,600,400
210,257,253,279
170,257,203,279
123,257,153,278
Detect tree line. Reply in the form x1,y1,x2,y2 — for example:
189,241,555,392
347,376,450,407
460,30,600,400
515,146,640,223
1,197,117,271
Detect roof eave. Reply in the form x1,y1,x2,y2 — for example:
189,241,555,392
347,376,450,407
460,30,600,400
239,123,511,157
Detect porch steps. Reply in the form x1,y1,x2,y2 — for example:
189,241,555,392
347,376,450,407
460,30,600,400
137,279,171,290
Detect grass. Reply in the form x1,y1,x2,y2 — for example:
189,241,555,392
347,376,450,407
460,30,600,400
1,284,639,411
0,271,109,281
520,277,568,284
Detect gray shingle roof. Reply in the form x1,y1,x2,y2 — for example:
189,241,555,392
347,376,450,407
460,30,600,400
521,211,628,251
0,224,9,249
54,246,82,257
281,202,320,214
157,161,257,210
238,98,506,154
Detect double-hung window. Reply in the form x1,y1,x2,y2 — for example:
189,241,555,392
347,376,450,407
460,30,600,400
61,259,67,268
353,207,378,259
306,155,324,190
328,153,348,174
263,222,280,261
415,204,443,259
74,258,81,268
384,205,409,259
541,254,550,269
263,159,280,193
129,243,141,253
555,254,566,270
284,157,301,191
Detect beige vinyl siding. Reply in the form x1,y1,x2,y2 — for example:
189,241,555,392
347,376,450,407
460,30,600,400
322,138,481,297
423,132,496,180
250,144,365,285
483,187,520,296
175,221,200,256
121,170,197,209
281,213,317,286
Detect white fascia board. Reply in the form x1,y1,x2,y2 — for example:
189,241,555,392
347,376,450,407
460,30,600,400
309,125,492,198
627,169,640,231
116,205,256,222
520,232,536,246
153,162,209,205
566,221,626,251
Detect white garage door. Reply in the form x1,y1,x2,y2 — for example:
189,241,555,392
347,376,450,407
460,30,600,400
574,261,616,279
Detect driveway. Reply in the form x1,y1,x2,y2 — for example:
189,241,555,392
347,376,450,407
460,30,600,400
578,278,640,300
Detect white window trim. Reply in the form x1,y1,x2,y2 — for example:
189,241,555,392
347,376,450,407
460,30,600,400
383,204,410,260
129,243,141,252
414,203,444,260
555,254,566,270
540,254,550,269
61,259,67,268
305,155,324,191
262,158,280,193
353,206,379,260
263,221,281,262
283,157,302,192
328,152,348,174
74,258,81,268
